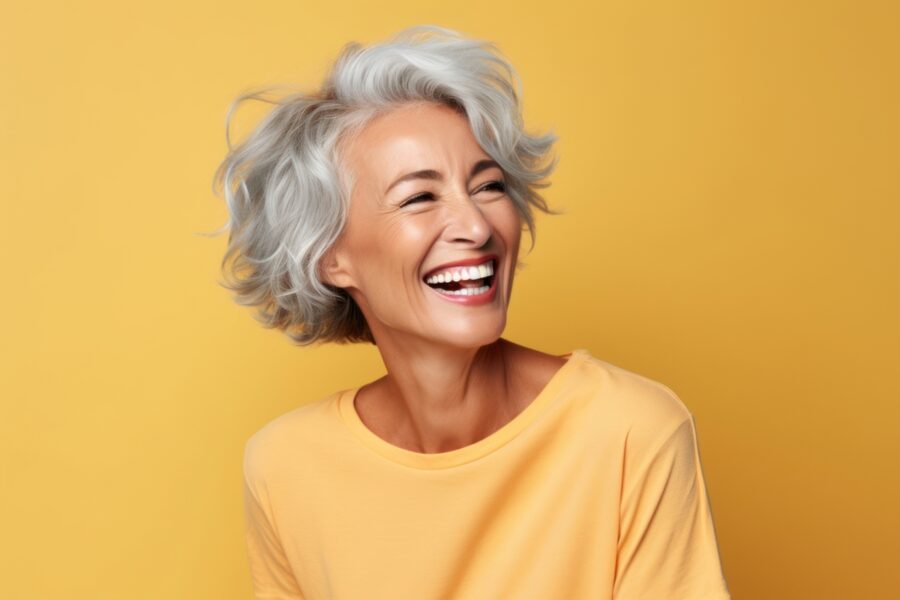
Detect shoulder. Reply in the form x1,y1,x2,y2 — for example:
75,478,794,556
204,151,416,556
570,350,694,439
242,390,343,487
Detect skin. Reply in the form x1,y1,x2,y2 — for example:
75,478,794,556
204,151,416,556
320,101,567,454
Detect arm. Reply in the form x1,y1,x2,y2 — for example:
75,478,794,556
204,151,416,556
242,447,306,599
613,412,731,599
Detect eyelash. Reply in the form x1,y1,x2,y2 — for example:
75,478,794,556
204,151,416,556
401,180,507,207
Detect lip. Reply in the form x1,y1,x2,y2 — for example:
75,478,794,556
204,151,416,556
421,253,500,307
421,253,500,280
423,262,499,306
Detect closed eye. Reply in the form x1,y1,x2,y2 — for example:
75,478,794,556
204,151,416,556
480,180,507,194
400,180,507,208
401,192,435,207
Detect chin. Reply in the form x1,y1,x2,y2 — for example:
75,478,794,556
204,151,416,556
437,318,507,350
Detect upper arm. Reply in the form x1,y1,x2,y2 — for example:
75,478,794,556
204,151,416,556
614,409,731,600
242,441,306,600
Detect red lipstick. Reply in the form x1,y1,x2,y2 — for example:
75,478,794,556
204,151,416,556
421,253,500,307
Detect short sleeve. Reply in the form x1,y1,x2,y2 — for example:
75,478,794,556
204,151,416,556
242,451,305,599
614,414,731,599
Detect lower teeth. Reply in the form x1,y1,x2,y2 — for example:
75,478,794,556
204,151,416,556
434,285,490,296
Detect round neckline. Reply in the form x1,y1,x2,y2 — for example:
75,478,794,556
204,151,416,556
337,348,590,470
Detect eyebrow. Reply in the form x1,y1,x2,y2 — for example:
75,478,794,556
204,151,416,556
384,159,501,195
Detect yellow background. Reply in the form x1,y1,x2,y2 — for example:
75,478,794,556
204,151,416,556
3,1,898,598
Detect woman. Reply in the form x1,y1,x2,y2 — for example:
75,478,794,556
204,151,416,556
214,25,731,600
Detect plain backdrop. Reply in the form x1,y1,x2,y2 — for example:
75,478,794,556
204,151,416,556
2,1,898,598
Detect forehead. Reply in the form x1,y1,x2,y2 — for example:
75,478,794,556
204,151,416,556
342,102,487,182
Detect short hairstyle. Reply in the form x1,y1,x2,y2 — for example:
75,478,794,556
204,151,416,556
207,25,561,346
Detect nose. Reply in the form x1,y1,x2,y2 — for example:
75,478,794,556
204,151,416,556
441,192,492,247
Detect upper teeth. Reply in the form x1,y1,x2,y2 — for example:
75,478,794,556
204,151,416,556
425,260,494,284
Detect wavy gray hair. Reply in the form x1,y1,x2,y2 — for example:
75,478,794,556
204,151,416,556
207,25,562,346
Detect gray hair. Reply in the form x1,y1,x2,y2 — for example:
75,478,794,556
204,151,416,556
206,25,562,346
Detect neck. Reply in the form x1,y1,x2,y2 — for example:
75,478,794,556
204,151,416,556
360,337,519,454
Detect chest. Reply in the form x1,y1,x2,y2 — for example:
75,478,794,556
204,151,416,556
272,429,626,599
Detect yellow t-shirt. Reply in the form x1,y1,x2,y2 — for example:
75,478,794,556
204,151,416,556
242,349,732,599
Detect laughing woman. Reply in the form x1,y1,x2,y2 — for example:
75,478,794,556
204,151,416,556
214,25,731,600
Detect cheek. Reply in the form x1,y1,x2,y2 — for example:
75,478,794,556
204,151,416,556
346,212,417,258
491,200,524,242
377,217,433,261
355,217,434,293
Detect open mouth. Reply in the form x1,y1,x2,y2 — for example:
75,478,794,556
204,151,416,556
422,259,497,297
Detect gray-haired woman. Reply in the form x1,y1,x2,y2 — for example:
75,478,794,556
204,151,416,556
214,25,731,600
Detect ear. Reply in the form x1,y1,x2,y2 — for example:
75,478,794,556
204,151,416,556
318,243,355,289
